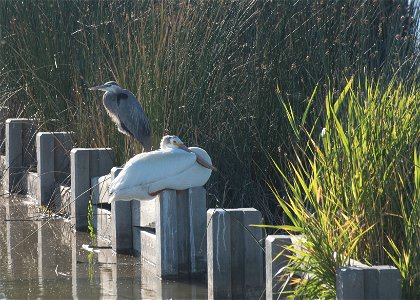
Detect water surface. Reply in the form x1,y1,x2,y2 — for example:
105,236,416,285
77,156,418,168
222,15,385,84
0,195,207,299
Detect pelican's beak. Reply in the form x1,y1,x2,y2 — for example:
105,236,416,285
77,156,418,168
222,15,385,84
196,155,218,171
177,143,218,171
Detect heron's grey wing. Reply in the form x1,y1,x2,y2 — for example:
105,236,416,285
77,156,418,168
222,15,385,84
102,93,124,128
116,91,151,146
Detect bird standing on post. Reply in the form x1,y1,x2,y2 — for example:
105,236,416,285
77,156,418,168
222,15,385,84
89,81,152,152
108,135,217,202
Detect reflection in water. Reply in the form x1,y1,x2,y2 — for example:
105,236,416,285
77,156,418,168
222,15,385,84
0,195,207,299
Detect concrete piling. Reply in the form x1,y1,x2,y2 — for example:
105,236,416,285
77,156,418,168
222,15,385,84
207,209,232,299
336,266,401,300
187,187,207,274
4,118,37,193
96,206,112,246
363,266,401,300
0,106,7,154
265,235,293,300
155,190,179,277
92,167,131,253
36,132,72,207
155,187,207,278
336,267,367,300
111,200,132,253
207,208,265,300
70,148,113,231
132,187,207,278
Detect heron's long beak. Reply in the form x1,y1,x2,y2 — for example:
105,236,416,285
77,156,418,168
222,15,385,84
177,143,218,171
88,84,107,91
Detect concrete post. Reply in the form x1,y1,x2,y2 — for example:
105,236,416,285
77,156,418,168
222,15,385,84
336,265,401,300
4,118,37,193
265,235,293,300
156,190,178,277
207,208,265,300
111,200,132,254
152,186,207,278
336,267,365,300
70,148,113,231
93,167,131,253
37,132,72,207
187,187,207,274
363,266,401,300
57,185,71,216
0,106,8,154
96,206,112,246
207,209,232,299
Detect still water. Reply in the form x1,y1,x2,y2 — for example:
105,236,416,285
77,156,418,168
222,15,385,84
0,195,207,299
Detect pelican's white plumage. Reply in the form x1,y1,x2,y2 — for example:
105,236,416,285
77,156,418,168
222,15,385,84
109,135,214,202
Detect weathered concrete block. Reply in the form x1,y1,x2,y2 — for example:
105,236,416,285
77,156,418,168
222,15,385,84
187,187,207,274
156,190,178,277
111,200,132,254
153,187,207,278
37,133,54,203
91,176,100,204
70,148,113,231
57,185,71,216
132,199,156,228
336,265,401,300
0,106,8,154
266,235,293,300
336,267,365,300
25,171,39,201
96,206,112,247
363,266,401,300
93,174,111,204
0,155,5,177
207,208,265,299
133,227,157,266
4,118,37,193
37,132,72,207
207,209,232,299
176,190,190,274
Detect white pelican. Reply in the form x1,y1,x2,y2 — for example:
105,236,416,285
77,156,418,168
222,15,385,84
108,135,216,202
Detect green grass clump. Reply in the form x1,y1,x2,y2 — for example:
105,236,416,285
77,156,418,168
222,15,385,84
0,1,418,221
271,78,419,298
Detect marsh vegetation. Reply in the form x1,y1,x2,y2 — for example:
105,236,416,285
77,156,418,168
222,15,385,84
0,0,418,297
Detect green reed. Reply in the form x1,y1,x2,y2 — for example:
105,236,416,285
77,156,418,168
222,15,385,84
0,0,418,222
271,79,419,298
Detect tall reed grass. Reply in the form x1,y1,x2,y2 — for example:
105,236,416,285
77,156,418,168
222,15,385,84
0,0,418,222
272,79,419,298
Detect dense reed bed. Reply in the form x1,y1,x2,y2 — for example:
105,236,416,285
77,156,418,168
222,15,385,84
0,0,418,223
272,79,419,298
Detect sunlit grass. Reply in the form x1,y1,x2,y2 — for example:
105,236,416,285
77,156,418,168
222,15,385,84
270,79,419,298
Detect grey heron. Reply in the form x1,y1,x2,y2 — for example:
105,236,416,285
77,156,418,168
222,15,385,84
89,81,152,152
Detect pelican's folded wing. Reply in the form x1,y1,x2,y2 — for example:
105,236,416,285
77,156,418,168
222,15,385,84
110,150,197,195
